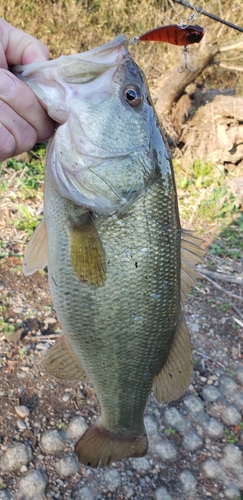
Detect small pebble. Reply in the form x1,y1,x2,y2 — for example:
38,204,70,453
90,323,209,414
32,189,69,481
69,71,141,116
219,376,238,395
0,491,12,500
155,439,177,462
55,455,79,477
0,444,32,472
201,385,222,402
15,405,30,419
224,483,241,499
179,469,197,494
144,415,158,436
220,444,243,468
66,416,88,441
17,420,27,432
163,407,189,432
201,458,223,479
73,486,94,500
221,406,241,426
182,431,203,451
103,468,121,491
18,469,48,498
155,486,173,500
131,457,150,471
183,395,205,415
203,418,224,439
39,430,65,455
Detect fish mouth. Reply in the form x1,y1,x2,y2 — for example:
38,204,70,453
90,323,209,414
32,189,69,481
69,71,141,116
15,35,151,213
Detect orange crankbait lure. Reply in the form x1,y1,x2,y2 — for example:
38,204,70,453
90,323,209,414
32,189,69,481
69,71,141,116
129,24,205,72
137,24,205,45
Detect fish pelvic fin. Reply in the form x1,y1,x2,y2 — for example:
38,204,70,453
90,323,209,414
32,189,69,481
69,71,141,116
69,214,106,286
153,314,192,403
75,424,148,468
22,218,48,275
181,229,205,304
43,334,90,382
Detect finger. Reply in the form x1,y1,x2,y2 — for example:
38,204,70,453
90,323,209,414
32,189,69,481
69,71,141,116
0,100,38,161
0,69,55,145
0,19,49,66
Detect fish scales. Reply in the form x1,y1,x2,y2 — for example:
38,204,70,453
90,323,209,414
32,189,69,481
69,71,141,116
14,35,203,468
45,168,180,434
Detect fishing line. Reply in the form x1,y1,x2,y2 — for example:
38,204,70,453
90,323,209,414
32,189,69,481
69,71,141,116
174,0,243,33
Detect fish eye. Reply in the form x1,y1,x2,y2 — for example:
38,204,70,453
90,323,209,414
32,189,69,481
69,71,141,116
188,32,202,43
123,85,142,107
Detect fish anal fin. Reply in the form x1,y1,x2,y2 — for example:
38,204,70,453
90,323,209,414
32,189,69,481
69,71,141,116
153,314,192,403
69,215,105,286
181,229,205,304
22,218,48,276
43,334,89,382
75,424,148,468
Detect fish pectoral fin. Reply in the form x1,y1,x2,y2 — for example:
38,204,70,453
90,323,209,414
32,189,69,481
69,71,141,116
153,314,192,403
69,214,105,286
43,334,90,382
22,218,48,276
181,229,205,304
75,424,148,468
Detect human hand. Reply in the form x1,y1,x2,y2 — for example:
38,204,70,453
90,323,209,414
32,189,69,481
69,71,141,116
0,19,55,162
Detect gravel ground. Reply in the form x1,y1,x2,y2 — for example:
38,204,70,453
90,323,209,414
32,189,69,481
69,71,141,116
0,252,243,500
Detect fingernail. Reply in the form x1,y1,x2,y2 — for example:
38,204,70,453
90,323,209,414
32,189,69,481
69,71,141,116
0,71,16,97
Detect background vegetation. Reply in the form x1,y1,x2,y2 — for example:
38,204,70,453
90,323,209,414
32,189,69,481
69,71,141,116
0,0,243,260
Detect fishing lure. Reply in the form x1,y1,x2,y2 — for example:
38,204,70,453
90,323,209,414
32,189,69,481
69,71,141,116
130,24,205,46
129,24,205,72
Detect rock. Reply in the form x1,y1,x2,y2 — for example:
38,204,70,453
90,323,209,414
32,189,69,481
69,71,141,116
131,457,150,471
18,469,48,499
0,490,12,500
155,486,173,500
17,420,27,432
221,406,241,426
39,430,65,455
220,445,242,468
73,486,94,500
190,323,200,334
103,468,121,491
219,376,238,396
123,485,134,498
55,455,79,477
163,407,189,432
181,430,203,451
15,405,30,418
201,385,222,402
0,444,32,472
179,469,197,495
201,458,224,479
224,483,241,499
236,369,243,385
144,415,158,436
62,394,71,402
183,395,205,415
155,439,177,462
203,418,224,439
66,417,88,441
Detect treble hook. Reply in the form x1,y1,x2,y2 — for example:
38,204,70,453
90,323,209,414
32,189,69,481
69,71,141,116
178,45,196,72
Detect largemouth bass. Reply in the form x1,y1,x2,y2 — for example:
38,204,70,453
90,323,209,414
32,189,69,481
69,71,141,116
14,35,203,468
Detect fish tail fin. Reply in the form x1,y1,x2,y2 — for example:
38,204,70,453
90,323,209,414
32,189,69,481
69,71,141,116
75,424,148,468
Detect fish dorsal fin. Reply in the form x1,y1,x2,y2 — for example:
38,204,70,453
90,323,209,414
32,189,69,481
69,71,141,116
43,334,90,382
22,218,48,276
181,229,205,304
69,214,105,286
153,314,192,403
